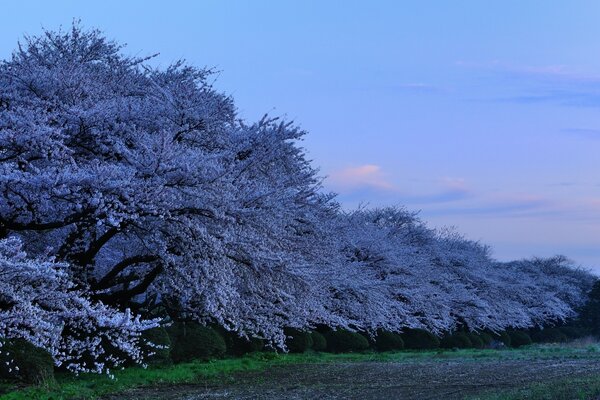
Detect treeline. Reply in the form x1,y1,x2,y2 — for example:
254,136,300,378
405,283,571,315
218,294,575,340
0,23,596,376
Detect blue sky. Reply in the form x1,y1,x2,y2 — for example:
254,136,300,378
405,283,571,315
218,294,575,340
2,1,600,270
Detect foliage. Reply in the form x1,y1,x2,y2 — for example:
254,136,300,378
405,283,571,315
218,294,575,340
558,326,591,340
168,323,226,363
0,238,156,374
401,329,440,350
373,330,404,351
530,328,568,344
140,327,171,366
478,332,493,346
467,333,484,349
440,332,473,349
310,331,327,351
492,331,511,347
284,328,313,353
0,22,595,371
0,339,54,385
578,280,600,335
507,331,532,348
324,330,370,353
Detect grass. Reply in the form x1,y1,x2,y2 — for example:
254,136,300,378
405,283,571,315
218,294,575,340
3,345,600,400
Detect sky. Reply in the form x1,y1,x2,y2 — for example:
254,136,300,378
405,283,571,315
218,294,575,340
2,1,600,270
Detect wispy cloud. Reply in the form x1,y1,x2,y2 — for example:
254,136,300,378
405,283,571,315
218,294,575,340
456,61,600,107
426,193,553,218
327,165,471,206
328,164,395,191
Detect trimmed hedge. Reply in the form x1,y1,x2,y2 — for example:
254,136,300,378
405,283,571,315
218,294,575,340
467,333,484,349
212,326,265,356
491,331,511,347
508,331,532,348
531,328,568,344
559,326,591,340
401,329,440,350
0,339,55,384
324,329,370,353
141,327,172,366
373,330,404,351
284,328,313,353
168,322,226,363
478,332,493,346
311,331,327,351
440,332,472,349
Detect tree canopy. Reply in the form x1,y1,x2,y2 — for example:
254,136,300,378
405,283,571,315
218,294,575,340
0,24,594,371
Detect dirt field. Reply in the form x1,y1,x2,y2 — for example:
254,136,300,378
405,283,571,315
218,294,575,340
109,357,600,399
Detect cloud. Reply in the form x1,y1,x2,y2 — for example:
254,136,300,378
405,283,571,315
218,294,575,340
328,164,395,191
327,166,471,206
425,194,552,218
456,61,600,108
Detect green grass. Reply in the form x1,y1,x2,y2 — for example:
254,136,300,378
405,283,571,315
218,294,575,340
3,345,600,400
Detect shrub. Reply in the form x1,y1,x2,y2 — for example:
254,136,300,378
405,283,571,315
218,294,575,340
141,327,172,366
210,325,265,356
0,339,55,384
284,328,313,353
478,332,493,346
467,333,484,349
168,322,226,363
440,332,472,349
508,331,532,348
373,330,404,352
559,326,591,340
324,329,370,353
310,331,327,351
490,331,511,347
401,329,440,350
531,328,568,344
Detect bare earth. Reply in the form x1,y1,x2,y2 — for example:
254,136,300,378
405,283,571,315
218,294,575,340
108,358,600,400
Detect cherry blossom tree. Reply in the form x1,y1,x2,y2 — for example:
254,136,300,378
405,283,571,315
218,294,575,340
0,237,156,374
0,23,594,359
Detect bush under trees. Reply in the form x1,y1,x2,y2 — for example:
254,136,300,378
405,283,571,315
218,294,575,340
324,330,370,353
311,331,327,351
373,330,404,352
401,329,440,350
467,333,484,349
508,331,532,348
530,328,568,344
284,328,314,353
168,323,226,363
140,327,172,366
440,332,472,349
0,339,55,384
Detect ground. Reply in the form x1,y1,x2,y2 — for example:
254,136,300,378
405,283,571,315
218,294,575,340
104,357,600,399
4,345,600,400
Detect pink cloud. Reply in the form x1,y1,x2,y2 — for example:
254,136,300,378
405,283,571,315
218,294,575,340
328,164,395,191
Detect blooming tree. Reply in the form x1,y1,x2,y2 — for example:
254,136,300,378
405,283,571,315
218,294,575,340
0,23,595,362
0,237,156,374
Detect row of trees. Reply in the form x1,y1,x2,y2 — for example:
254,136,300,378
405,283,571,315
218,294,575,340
0,24,595,374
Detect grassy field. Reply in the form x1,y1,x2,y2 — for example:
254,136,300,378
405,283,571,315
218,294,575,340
3,345,600,399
